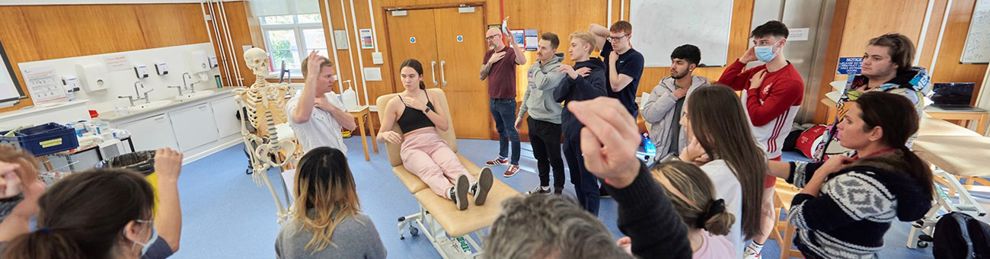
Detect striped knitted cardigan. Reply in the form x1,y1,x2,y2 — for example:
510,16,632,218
786,150,931,258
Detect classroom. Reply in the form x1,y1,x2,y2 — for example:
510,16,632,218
0,0,988,258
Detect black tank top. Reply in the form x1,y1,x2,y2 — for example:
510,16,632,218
396,94,436,133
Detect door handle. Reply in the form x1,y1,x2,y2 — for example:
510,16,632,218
430,60,439,87
440,60,447,87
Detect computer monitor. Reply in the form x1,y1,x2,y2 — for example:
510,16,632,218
931,82,975,109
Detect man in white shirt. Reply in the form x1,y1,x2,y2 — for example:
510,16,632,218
286,52,357,153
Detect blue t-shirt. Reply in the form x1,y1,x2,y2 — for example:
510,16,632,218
141,238,174,259
602,41,645,117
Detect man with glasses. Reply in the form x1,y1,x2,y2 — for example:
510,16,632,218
589,21,645,118
480,23,527,177
590,21,645,199
717,20,805,259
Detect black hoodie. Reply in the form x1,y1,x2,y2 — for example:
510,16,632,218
553,57,607,136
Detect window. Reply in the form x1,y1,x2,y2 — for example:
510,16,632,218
259,14,327,78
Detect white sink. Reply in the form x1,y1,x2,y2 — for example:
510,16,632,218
128,100,175,112
173,90,215,102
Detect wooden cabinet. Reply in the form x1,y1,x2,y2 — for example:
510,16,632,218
169,103,219,151
119,113,179,151
211,96,240,137
386,6,490,139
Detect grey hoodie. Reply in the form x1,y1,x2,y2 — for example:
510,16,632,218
518,54,566,124
640,75,709,156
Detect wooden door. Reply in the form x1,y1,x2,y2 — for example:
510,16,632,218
385,9,441,89
433,7,490,139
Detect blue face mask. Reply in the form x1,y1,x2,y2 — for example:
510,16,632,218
131,223,159,256
755,45,776,62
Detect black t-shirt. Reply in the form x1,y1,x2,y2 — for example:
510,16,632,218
602,41,645,117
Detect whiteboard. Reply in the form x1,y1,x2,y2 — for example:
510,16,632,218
0,41,24,103
961,0,990,63
629,0,734,67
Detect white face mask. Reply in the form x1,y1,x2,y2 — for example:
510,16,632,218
130,220,159,256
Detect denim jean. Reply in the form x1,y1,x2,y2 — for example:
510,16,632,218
489,98,521,164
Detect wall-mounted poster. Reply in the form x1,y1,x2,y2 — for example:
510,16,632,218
359,29,374,49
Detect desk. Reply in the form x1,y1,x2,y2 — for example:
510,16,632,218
820,97,988,135
924,106,988,135
348,106,379,161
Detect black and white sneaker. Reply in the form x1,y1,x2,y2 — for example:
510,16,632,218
525,186,551,195
452,175,470,210
471,167,494,206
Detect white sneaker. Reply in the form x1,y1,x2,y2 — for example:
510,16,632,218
743,247,762,259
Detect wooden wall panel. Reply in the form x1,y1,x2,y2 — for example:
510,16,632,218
811,0,930,123
0,3,231,113
17,6,87,59
812,0,987,122
917,0,949,70
505,0,609,98
837,0,928,59
811,0,850,122
932,0,988,96
319,0,361,99
137,3,211,48
207,1,255,87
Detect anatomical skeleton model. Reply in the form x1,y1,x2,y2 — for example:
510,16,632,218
234,48,298,222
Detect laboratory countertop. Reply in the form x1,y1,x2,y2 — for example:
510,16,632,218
100,87,238,122
0,99,90,122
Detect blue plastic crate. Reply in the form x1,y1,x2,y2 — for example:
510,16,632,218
1,123,80,156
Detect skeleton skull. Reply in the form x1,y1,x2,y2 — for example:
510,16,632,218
244,48,270,78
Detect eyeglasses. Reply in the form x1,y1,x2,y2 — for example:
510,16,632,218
485,35,499,40
608,34,627,42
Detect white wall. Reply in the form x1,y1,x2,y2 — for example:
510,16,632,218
17,43,223,113
0,0,238,5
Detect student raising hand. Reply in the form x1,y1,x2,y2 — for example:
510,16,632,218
567,97,693,258
305,51,323,82
0,162,22,199
567,97,641,188
0,159,45,242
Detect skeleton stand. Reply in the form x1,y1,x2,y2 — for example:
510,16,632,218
234,48,300,223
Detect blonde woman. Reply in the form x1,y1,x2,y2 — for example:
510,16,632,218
276,147,385,258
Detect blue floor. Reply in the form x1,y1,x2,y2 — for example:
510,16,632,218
170,137,936,258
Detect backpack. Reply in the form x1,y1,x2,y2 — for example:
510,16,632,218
933,212,990,259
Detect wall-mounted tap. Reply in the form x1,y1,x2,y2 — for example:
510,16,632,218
133,81,145,97
182,72,196,93
141,88,155,104
133,81,154,104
